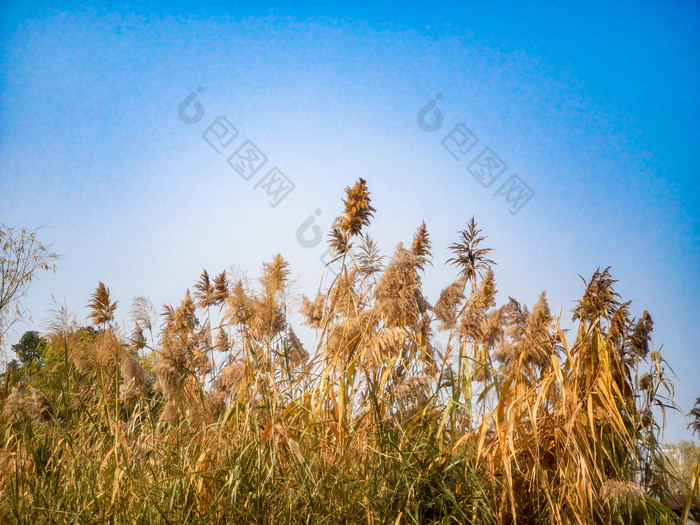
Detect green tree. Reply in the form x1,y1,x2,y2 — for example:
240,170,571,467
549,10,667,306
11,330,47,366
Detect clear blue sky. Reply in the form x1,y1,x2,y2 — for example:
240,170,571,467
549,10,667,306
1,0,698,442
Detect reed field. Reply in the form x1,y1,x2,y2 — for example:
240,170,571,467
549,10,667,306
1,179,698,524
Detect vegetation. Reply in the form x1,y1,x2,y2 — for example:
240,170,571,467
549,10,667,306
663,439,700,523
0,181,693,524
0,224,58,350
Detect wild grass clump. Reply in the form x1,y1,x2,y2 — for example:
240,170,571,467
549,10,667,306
0,180,682,524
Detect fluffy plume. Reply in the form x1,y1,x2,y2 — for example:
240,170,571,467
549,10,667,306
261,254,290,299
29,388,54,422
639,373,652,391
328,225,352,256
494,292,555,378
285,328,309,365
130,324,146,351
395,375,433,422
96,329,123,368
45,298,79,338
173,290,198,334
227,280,253,326
130,296,156,334
365,328,405,367
473,268,497,311
327,310,371,359
479,308,504,349
458,269,498,341
214,326,230,353
160,303,175,333
212,271,229,304
153,358,182,397
608,300,631,349
688,398,700,437
328,178,375,254
446,217,495,281
410,221,432,272
573,267,620,324
375,244,422,328
356,234,385,277
600,480,645,512
120,351,146,405
329,272,360,314
87,281,118,327
627,311,653,360
395,375,432,402
160,401,179,422
433,278,467,330
2,387,27,424
193,269,215,309
249,297,286,341
213,362,246,399
300,293,326,328
335,178,375,237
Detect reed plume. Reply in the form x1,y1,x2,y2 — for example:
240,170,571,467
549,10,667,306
0,178,680,525
86,281,117,328
328,178,376,254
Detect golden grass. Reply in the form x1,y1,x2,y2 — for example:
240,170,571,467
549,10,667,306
0,180,685,524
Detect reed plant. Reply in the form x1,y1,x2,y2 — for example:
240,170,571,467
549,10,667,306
0,180,682,524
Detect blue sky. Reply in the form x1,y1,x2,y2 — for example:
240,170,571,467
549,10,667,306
1,0,698,442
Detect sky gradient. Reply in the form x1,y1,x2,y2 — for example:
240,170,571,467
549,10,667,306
1,0,698,442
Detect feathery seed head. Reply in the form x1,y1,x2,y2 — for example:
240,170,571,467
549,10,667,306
2,387,27,424
600,480,645,512
261,254,290,298
193,269,215,309
213,362,245,398
628,310,653,359
214,326,230,352
375,244,421,328
434,278,467,331
29,388,54,422
212,271,229,304
249,296,286,340
122,351,146,391
337,178,375,237
411,221,432,272
227,280,253,326
173,290,198,334
161,401,180,422
300,293,326,328
153,359,182,397
447,217,495,281
286,328,309,365
87,281,118,327
573,267,621,324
